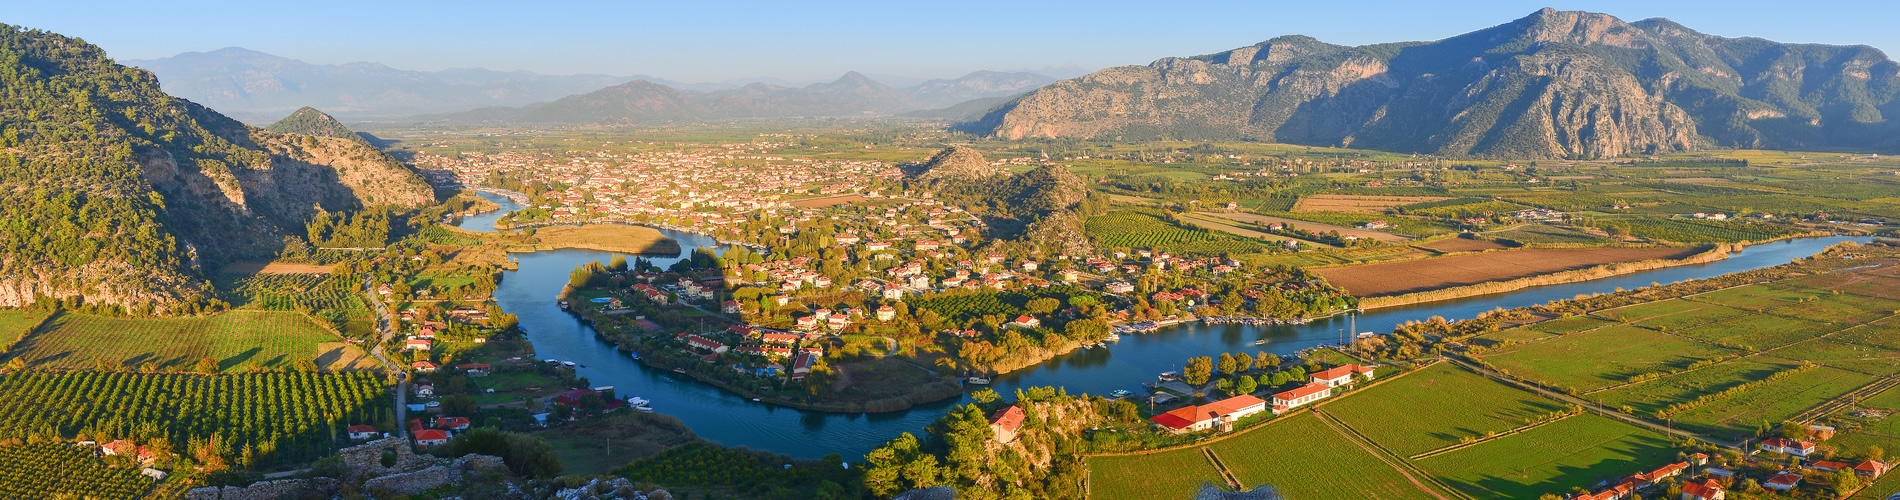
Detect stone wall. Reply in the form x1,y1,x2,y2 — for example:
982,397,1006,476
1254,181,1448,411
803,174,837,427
363,465,455,496
184,478,339,500
337,437,434,478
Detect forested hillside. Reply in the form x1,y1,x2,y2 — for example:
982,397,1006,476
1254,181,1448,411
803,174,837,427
0,24,432,314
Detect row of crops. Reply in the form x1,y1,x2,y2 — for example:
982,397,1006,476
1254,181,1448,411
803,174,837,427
0,371,387,463
910,287,1099,325
230,274,366,313
0,443,152,499
1594,217,1806,243
1084,210,1266,256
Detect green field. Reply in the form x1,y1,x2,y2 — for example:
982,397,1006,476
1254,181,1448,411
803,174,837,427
4,310,338,372
1671,366,1878,437
0,443,154,499
1208,412,1445,500
1417,414,1676,499
1527,315,1614,335
1590,358,1795,414
1086,448,1225,500
1623,302,1753,332
1085,210,1267,256
1682,284,1813,311
1482,224,1614,246
1471,326,1556,347
0,309,51,349
1673,313,1836,350
1326,363,1569,456
1482,325,1737,392
1769,338,1900,376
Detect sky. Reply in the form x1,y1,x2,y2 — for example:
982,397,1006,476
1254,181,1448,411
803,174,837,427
11,0,1900,84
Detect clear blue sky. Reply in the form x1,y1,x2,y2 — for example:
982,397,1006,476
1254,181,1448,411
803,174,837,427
12,1,1899,83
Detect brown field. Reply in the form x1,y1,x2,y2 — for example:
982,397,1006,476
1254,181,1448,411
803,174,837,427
1316,247,1704,296
315,342,380,372
1292,194,1450,214
520,224,681,255
1418,238,1511,253
221,261,335,275
1205,212,1412,242
789,194,870,208
1663,177,1728,184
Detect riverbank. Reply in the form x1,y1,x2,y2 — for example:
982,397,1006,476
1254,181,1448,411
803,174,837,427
1355,243,1737,310
502,224,683,256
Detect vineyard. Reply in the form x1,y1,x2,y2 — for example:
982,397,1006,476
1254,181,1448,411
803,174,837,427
1084,210,1266,256
911,287,1100,325
0,308,50,350
6,311,339,372
1405,200,1526,219
230,274,367,313
0,371,387,465
1255,211,1456,238
1594,217,1805,243
0,443,154,498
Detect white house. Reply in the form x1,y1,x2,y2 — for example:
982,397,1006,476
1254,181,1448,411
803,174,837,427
1310,364,1376,388
1760,437,1815,457
1271,383,1333,414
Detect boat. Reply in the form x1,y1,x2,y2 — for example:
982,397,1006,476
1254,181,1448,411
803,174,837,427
636,406,655,412
673,368,687,374
1158,371,1180,381
626,396,650,407
1108,389,1132,398
1252,339,1269,346
561,361,577,367
751,398,762,402
1105,333,1121,342
965,377,991,385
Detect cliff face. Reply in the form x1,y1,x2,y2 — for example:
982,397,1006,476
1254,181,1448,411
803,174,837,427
0,25,433,313
970,8,1900,158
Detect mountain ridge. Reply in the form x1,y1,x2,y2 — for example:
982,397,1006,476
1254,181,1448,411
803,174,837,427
965,8,1900,158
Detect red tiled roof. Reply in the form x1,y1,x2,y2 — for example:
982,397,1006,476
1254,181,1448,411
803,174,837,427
1273,383,1331,402
414,429,450,441
1766,472,1802,486
1203,395,1266,416
347,425,376,433
1150,406,1202,430
989,406,1026,433
1682,479,1723,499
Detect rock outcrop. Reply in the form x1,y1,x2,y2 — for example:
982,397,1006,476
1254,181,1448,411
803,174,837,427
968,8,1900,158
904,146,1009,182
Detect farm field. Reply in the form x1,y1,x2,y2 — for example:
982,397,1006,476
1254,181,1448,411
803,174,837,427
1482,224,1616,246
1481,325,1738,392
1416,237,1510,253
1207,412,1446,499
1293,194,1449,214
1470,326,1557,347
220,261,335,275
0,308,51,347
1670,365,1878,437
1085,210,1267,256
1312,246,1705,297
4,311,338,372
1671,313,1836,350
1590,358,1795,415
1204,212,1413,242
517,224,682,255
1177,212,1299,243
1325,363,1569,457
1085,448,1224,500
1416,414,1677,499
1527,315,1615,335
0,443,155,499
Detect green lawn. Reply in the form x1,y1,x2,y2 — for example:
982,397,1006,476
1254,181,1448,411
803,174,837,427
1482,325,1738,392
1086,448,1225,500
1327,363,1569,457
1417,414,1677,499
3,310,336,372
1208,412,1446,500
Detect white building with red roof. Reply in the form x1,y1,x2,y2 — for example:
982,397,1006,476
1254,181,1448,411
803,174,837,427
1680,478,1724,500
1271,383,1333,414
1149,395,1268,434
1763,471,1802,491
347,425,379,440
414,429,451,448
1760,437,1815,457
1310,364,1376,388
685,334,729,353
989,406,1027,443
1008,315,1041,329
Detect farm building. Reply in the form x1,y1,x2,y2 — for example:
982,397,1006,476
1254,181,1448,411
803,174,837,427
1310,364,1376,387
1150,395,1267,434
1270,383,1333,414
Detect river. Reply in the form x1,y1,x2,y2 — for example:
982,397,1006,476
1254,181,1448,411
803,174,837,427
460,191,1872,459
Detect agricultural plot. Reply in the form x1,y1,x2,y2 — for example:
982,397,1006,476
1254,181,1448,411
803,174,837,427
1482,224,1614,246
909,287,1095,325
1416,237,1510,253
1528,315,1615,335
1765,292,1900,325
1482,325,1738,392
5,311,337,372
1601,299,1749,329
1085,448,1224,500
1207,412,1446,499
1406,200,1526,219
1768,338,1900,376
1672,314,1836,350
230,273,367,313
0,443,154,499
1682,284,1812,311
1326,363,1568,456
1417,414,1676,500
1471,326,1556,348
1591,359,1796,415
1314,247,1704,297
0,308,50,347
1293,194,1450,214
1835,317,1900,351
1671,366,1878,437
1085,210,1267,256
1603,217,1799,244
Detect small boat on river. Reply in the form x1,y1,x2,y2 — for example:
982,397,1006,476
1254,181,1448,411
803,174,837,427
1253,339,1269,346
965,377,991,385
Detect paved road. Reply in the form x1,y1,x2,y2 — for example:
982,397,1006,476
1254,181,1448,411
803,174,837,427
361,274,407,437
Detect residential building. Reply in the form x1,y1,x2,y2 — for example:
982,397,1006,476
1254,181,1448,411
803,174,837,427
1760,437,1816,456
1680,479,1724,500
414,429,451,448
1270,383,1333,414
1150,395,1268,434
989,406,1026,443
1763,471,1802,491
348,425,379,440
1310,364,1376,387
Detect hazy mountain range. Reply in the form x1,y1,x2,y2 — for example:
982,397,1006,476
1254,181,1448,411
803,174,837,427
129,48,1063,124
965,8,1900,158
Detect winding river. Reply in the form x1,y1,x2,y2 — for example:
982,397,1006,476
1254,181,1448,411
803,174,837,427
461,192,1872,459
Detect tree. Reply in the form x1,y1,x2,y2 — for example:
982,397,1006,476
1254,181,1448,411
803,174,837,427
1268,371,1290,387
1234,352,1254,373
1833,468,1859,496
1218,353,1237,376
440,427,562,478
1258,352,1281,369
1779,420,1807,440
1867,445,1885,461
441,394,478,417
1025,298,1060,315
865,432,936,497
194,357,219,374
971,388,1000,405
1215,378,1235,397
1235,376,1257,395
1184,356,1213,387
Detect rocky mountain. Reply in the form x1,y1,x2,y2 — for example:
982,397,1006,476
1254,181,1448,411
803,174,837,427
265,106,357,138
429,71,1056,125
127,47,640,123
967,8,1900,158
902,147,1094,254
0,26,433,313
